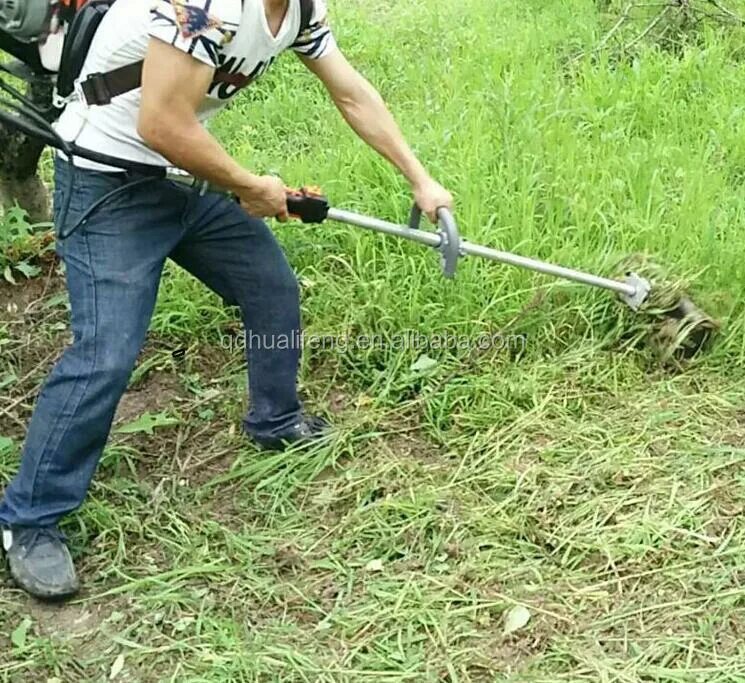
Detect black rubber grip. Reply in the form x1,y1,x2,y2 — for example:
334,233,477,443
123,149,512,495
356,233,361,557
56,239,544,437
285,188,330,224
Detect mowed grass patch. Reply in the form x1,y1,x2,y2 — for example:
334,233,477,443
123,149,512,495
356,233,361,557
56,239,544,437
2,0,745,680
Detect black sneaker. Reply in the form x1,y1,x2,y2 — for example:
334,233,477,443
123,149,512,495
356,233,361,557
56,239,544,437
2,526,80,601
250,415,332,451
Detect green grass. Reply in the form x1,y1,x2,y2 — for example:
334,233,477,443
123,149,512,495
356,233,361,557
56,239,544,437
2,0,745,680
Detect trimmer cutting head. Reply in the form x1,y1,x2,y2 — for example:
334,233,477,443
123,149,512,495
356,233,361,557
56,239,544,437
651,296,719,360
615,255,719,361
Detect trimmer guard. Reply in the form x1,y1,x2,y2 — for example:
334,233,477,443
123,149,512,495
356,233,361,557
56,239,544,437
620,273,652,311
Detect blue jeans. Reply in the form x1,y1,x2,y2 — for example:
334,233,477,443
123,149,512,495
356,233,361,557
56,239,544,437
0,157,303,528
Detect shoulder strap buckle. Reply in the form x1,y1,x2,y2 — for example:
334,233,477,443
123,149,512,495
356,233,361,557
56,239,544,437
79,71,112,106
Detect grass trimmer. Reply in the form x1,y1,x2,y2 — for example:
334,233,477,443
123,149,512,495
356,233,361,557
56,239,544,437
0,36,717,363
286,187,719,360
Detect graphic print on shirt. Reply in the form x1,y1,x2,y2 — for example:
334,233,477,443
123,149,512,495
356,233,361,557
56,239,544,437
207,3,335,100
172,0,222,39
210,54,276,99
149,0,336,101
150,0,238,66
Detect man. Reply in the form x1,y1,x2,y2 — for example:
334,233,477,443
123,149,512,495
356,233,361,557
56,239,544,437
0,0,453,600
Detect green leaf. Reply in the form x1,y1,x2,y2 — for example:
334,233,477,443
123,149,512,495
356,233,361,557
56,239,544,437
109,654,125,680
5,205,29,225
410,354,438,373
0,372,17,390
503,604,531,636
364,559,384,572
4,206,31,237
42,292,69,310
0,435,16,455
14,262,41,279
11,618,32,649
3,265,16,285
115,411,179,436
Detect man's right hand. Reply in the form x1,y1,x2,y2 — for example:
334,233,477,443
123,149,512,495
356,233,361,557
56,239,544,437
139,40,289,221
236,175,289,221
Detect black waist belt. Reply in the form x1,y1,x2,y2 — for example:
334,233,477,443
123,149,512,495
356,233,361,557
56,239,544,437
58,148,168,176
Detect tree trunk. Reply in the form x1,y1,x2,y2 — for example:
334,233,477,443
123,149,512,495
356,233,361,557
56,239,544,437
0,77,55,224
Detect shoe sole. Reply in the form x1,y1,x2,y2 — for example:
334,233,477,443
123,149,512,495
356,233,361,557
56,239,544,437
254,432,332,452
4,554,80,602
11,575,80,602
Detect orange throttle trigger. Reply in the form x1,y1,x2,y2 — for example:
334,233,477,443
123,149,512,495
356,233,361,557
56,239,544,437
285,186,330,224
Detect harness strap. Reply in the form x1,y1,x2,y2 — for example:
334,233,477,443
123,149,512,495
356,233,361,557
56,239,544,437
79,0,316,106
79,59,258,105
78,61,142,106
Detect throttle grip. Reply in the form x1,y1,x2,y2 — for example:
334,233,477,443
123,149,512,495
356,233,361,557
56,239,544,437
285,187,330,224
408,204,424,230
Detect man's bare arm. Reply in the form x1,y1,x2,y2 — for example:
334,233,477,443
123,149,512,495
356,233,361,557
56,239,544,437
300,50,453,222
138,38,287,219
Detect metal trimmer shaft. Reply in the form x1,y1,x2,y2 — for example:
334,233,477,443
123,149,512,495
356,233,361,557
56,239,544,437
168,181,652,311
327,207,651,311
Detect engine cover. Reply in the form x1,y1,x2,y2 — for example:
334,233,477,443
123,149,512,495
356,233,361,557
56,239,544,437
0,0,53,42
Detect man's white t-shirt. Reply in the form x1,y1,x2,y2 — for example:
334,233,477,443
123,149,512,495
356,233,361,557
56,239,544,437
54,0,337,170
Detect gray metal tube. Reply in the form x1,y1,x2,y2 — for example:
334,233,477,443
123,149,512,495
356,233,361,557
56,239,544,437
460,241,637,298
327,207,637,298
327,208,442,248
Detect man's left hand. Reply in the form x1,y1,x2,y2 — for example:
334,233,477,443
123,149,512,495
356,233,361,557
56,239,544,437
413,177,454,224
299,51,455,223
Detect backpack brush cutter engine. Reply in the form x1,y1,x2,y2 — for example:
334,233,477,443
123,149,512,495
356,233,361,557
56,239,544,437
0,0,718,362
